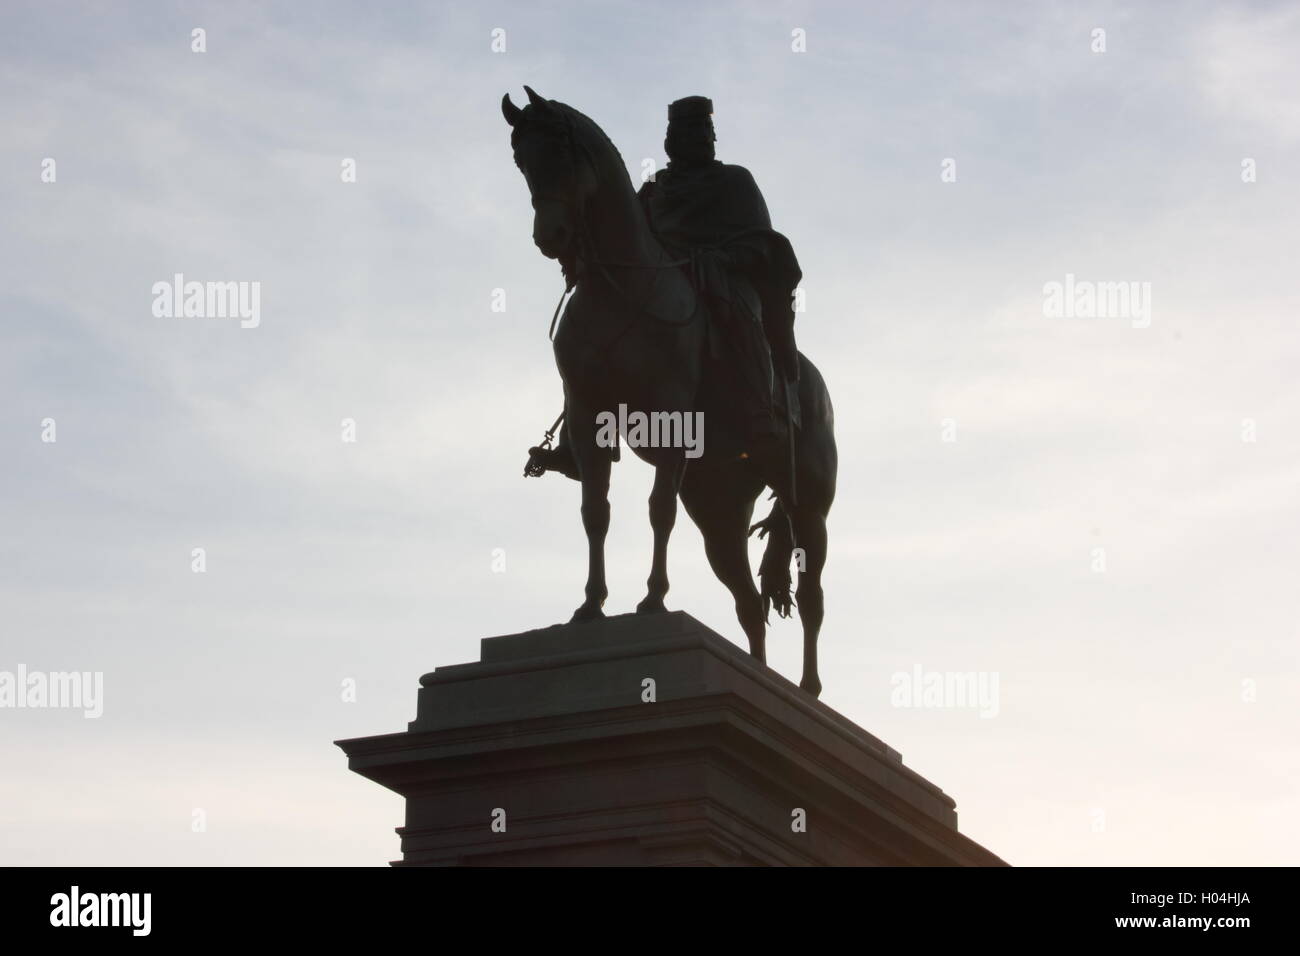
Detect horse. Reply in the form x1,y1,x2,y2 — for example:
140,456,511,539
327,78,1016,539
503,87,837,697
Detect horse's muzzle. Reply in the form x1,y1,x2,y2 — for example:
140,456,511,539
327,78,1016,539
534,225,571,259
532,199,572,259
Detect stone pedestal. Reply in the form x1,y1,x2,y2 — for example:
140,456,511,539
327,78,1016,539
335,611,1005,866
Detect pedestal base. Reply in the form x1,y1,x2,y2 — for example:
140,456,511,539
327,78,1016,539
335,611,1005,866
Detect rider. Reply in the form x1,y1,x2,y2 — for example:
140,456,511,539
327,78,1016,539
526,95,803,478
637,95,803,449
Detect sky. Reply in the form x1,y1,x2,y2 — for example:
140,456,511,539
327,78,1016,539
1,0,1297,866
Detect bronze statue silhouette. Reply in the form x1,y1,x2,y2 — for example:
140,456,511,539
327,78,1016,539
504,87,837,696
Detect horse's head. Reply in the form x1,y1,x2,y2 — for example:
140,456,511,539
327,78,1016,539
502,86,598,261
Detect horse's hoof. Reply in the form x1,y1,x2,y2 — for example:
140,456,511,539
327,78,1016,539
635,597,668,615
570,602,606,623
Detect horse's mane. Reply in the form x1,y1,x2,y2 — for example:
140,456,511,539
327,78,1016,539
556,103,625,170
511,100,630,187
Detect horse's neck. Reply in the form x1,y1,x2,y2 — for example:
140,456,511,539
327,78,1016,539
583,148,662,266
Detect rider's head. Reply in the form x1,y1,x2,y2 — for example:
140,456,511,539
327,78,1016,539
664,96,716,168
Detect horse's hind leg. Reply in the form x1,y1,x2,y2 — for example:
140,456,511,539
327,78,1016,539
637,455,686,614
790,506,828,697
683,478,767,662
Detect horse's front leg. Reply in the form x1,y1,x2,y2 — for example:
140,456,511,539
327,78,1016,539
569,405,611,622
636,453,687,614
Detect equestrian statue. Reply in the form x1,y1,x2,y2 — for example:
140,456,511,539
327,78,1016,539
506,87,837,697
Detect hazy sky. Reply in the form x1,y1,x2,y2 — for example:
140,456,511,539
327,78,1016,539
2,0,1297,866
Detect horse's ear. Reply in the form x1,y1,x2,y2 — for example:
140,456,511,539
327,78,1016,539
524,85,547,108
502,93,522,127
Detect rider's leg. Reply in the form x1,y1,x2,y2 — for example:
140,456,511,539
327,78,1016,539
737,309,781,454
764,300,801,383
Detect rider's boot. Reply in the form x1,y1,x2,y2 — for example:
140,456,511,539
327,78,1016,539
525,442,580,480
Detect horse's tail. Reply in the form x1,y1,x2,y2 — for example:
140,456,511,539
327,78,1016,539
749,495,796,621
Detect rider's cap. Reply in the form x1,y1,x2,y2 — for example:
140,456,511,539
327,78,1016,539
668,96,714,120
